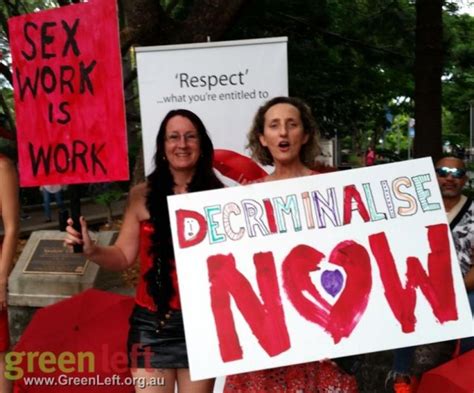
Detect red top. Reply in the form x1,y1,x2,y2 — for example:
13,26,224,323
365,149,376,166
134,221,181,311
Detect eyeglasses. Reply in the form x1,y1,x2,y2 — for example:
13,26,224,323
435,166,466,179
165,132,199,144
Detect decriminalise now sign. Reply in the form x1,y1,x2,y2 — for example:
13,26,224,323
168,158,472,380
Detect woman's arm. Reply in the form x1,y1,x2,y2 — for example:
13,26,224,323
65,184,147,271
0,159,19,309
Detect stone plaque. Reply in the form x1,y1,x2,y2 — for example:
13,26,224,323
9,230,118,307
23,239,89,275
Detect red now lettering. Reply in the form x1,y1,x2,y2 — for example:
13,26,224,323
369,223,457,333
207,252,290,362
207,224,458,362
283,241,372,344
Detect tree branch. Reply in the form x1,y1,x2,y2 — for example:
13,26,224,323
0,8,10,42
178,0,249,42
120,0,249,53
120,0,171,54
126,112,142,123
4,0,21,16
316,27,410,59
123,68,137,90
0,63,12,86
274,11,410,59
125,93,138,103
0,89,16,138
165,0,180,14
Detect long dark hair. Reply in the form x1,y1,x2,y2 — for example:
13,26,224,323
145,109,223,318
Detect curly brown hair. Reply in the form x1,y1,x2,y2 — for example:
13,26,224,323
247,96,321,166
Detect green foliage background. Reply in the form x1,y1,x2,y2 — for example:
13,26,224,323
0,0,473,172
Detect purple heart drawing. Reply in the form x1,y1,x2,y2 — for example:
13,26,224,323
321,269,344,297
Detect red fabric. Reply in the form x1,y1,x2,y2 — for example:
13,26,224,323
224,360,358,392
365,150,376,166
13,289,134,392
9,0,129,187
213,149,267,184
134,221,180,311
0,309,9,351
417,349,474,393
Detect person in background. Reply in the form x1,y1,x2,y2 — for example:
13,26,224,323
0,155,20,393
66,109,223,393
385,155,474,393
435,156,474,352
224,96,358,392
40,184,65,223
365,146,376,166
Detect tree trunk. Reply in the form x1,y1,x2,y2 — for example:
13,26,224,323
107,204,113,225
413,0,443,161
132,144,145,185
121,0,249,51
120,0,249,184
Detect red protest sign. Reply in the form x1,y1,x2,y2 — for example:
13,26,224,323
9,0,128,187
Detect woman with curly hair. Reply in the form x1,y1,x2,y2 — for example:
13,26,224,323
246,96,320,179
66,109,223,393
224,96,358,393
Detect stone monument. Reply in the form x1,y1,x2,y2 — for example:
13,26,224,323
8,230,118,343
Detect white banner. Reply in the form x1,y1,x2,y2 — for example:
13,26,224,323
168,158,472,381
136,37,288,176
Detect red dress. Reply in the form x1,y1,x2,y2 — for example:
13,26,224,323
224,171,358,392
224,360,358,392
134,220,181,311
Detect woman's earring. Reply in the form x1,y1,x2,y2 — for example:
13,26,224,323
162,155,167,161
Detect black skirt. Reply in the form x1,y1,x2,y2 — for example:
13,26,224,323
127,305,188,368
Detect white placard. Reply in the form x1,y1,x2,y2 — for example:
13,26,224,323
136,37,288,176
168,158,473,381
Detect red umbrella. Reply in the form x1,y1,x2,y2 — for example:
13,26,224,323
12,289,135,392
417,350,474,393
214,149,267,184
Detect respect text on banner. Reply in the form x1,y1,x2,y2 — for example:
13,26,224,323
136,38,288,177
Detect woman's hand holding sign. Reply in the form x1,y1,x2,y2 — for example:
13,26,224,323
64,217,95,257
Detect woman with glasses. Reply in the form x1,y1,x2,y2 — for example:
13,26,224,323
66,109,223,393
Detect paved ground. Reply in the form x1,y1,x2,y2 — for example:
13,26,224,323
1,197,126,237
353,340,455,392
